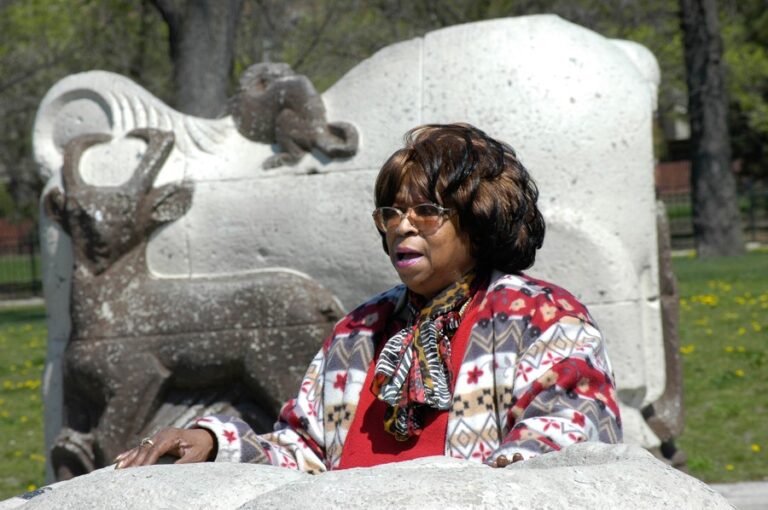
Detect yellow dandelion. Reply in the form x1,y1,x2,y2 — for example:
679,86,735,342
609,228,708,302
752,322,762,332
724,346,734,353
725,464,735,471
735,369,745,377
29,453,45,462
737,346,746,353
735,297,746,305
1,410,9,418
13,451,22,458
738,327,747,335
20,415,28,423
26,484,36,492
751,444,761,453
2,380,12,390
680,344,695,355
23,379,41,390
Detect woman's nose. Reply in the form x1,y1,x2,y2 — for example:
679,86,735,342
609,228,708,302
393,211,418,235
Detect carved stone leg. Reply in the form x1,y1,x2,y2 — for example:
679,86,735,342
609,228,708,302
93,351,171,464
264,110,308,169
50,428,95,481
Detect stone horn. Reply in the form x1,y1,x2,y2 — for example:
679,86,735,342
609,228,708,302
60,133,112,191
124,128,176,192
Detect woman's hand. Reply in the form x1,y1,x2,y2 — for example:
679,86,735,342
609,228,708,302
114,427,216,469
490,452,524,468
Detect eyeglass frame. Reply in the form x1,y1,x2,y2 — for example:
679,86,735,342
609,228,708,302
371,202,454,234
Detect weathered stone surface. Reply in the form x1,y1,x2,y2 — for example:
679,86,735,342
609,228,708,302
229,62,358,168
34,15,671,478
246,444,731,509
1,444,731,509
42,129,344,479
3,463,303,510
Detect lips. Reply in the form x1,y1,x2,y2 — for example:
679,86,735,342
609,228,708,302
395,247,424,268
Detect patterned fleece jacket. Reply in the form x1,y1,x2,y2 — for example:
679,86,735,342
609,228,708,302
195,271,622,472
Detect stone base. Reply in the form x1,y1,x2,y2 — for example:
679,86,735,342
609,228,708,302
1,443,730,509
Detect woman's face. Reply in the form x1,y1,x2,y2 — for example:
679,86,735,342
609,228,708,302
385,189,476,299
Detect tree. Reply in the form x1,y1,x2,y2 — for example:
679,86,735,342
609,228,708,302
150,0,243,117
0,0,172,221
680,0,744,257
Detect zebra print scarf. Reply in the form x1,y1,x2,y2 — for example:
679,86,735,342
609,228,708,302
371,270,479,440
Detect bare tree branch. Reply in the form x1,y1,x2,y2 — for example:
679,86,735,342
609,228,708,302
291,3,339,71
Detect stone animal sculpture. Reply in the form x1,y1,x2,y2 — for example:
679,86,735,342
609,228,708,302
229,62,359,169
43,128,344,480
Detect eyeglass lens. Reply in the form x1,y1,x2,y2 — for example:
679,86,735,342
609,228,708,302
375,204,443,232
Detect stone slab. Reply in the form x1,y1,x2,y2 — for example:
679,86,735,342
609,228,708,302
0,444,731,509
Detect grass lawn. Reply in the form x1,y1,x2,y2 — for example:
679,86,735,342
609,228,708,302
0,306,46,499
674,250,768,483
0,255,41,286
0,252,765,497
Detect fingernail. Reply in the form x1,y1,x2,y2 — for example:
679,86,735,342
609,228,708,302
115,461,122,469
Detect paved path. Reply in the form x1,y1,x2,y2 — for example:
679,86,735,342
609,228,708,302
0,297,44,310
711,481,768,509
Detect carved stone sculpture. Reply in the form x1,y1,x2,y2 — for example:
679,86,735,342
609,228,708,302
643,200,686,468
35,16,682,481
42,128,343,480
229,62,359,169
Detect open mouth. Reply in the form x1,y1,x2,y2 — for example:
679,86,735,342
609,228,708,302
395,248,423,267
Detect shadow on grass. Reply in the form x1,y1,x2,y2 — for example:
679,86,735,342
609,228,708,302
0,306,46,325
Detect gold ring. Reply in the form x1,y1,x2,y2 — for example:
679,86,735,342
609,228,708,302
139,437,155,447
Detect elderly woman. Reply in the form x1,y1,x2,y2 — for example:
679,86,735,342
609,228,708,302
116,123,621,471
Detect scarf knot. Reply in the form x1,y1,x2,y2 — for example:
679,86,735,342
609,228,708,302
371,271,479,440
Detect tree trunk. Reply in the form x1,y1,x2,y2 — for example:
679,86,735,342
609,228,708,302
680,0,744,257
151,0,243,118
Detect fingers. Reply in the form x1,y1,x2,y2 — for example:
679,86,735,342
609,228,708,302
114,428,184,469
114,428,215,468
490,452,525,468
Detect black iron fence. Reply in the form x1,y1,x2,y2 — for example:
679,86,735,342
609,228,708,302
0,231,41,299
660,180,768,250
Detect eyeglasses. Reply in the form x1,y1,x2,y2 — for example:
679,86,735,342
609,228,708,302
372,203,453,234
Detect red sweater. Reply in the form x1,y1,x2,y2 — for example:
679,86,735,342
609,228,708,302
337,291,484,468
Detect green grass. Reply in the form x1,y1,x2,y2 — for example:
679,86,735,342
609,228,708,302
674,250,768,483
0,306,46,499
0,252,766,496
0,254,41,286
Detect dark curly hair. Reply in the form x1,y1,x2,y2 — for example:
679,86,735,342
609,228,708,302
374,123,545,274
